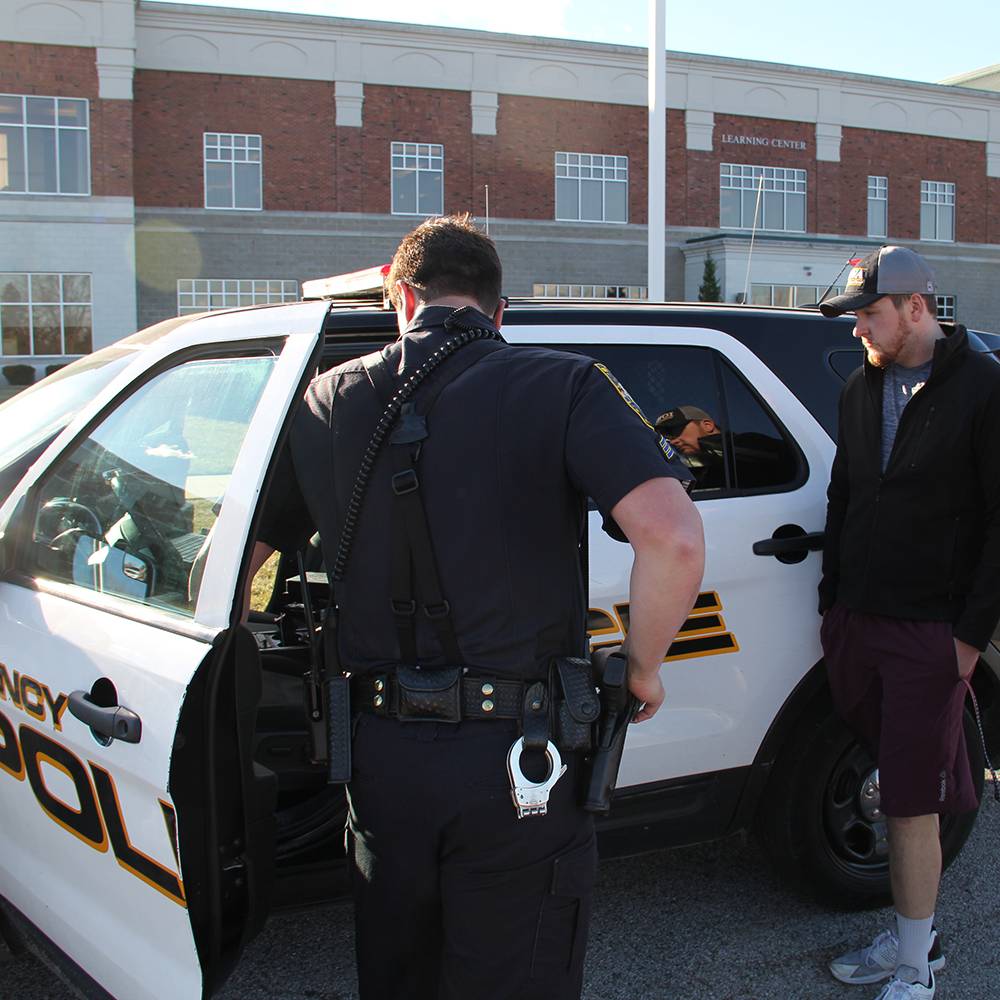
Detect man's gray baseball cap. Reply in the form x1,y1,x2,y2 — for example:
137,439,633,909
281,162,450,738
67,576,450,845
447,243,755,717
819,246,937,317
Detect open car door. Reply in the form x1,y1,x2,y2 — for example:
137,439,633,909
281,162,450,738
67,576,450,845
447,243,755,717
0,301,327,999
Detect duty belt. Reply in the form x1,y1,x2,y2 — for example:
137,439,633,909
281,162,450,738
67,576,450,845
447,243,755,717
352,669,524,721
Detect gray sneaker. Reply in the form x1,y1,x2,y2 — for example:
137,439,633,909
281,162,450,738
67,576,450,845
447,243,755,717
874,968,935,1000
829,929,945,985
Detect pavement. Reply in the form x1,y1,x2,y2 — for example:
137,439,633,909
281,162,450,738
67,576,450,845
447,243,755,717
2,784,998,999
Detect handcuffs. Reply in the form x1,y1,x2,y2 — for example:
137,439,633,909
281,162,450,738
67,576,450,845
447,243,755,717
506,737,567,819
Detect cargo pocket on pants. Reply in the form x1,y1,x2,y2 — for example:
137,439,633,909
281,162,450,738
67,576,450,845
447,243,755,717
529,834,598,985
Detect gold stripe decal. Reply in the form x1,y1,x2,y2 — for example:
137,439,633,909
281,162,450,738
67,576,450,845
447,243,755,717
593,363,678,461
590,590,739,662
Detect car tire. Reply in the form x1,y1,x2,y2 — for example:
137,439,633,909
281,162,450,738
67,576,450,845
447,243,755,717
752,695,984,909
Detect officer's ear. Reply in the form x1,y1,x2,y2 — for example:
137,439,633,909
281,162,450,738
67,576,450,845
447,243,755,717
492,298,505,330
395,281,422,331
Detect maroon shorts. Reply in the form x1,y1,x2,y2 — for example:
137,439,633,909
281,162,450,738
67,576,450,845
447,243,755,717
820,603,978,817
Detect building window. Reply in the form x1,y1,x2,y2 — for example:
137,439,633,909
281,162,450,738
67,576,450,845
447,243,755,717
204,133,262,210
0,94,89,195
935,294,956,322
554,153,628,223
868,176,888,238
920,181,955,242
750,284,839,308
720,165,806,233
533,283,646,299
0,273,92,356
391,142,443,216
177,279,298,316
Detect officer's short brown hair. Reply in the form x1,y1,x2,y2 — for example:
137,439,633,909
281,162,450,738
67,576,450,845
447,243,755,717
387,214,503,315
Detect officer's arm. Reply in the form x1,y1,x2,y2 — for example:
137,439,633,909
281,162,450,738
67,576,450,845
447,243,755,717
609,477,705,722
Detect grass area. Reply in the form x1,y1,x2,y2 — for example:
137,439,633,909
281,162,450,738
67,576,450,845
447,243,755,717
250,549,280,612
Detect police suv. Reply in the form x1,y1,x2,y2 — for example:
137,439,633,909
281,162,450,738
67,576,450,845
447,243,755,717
1,281,998,1000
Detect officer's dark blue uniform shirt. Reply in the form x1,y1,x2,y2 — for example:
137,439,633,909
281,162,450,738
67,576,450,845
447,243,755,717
261,305,691,681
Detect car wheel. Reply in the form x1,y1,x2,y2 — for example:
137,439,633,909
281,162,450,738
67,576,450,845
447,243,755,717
752,696,984,909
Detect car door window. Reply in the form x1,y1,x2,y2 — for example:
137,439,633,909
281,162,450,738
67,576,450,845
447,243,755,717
559,344,801,495
27,353,277,614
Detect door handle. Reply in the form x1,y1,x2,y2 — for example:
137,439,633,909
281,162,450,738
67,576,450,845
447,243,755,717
68,691,142,744
752,531,825,556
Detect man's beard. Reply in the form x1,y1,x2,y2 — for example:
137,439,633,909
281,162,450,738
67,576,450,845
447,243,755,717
864,314,911,367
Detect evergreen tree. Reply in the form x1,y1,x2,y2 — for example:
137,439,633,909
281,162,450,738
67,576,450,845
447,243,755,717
698,254,722,302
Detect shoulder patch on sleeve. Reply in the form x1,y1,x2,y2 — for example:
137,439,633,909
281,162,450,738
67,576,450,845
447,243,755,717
593,362,678,461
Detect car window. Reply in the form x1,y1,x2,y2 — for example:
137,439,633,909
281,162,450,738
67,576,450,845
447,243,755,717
553,343,800,495
0,347,139,508
26,352,277,615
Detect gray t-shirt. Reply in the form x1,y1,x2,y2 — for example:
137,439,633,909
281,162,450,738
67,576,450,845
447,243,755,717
881,359,932,470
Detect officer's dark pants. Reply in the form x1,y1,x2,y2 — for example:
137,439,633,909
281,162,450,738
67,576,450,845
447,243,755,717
347,714,597,1000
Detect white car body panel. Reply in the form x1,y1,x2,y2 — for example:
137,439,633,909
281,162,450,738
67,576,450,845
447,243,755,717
505,323,835,787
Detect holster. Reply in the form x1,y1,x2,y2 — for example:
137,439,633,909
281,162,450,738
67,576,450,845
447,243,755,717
582,651,638,814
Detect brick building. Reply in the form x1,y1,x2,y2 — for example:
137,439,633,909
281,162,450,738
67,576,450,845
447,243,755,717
3,0,1000,373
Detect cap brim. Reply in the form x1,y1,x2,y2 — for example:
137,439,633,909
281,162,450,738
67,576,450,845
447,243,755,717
819,291,885,318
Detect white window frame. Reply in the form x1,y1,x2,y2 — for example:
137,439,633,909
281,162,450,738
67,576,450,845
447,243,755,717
204,133,262,210
921,181,955,242
935,294,956,322
391,142,444,216
177,279,298,316
0,94,90,196
0,272,92,356
867,176,888,238
720,164,807,233
554,152,629,223
532,283,646,299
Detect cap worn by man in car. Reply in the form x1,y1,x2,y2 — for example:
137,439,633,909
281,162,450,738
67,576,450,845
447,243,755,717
655,406,713,437
819,245,936,318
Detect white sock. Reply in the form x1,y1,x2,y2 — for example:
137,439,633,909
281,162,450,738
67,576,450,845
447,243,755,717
895,912,934,986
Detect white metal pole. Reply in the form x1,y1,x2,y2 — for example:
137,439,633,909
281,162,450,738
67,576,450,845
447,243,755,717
647,0,666,302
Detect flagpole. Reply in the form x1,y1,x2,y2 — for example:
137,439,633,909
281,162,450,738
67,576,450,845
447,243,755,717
648,0,666,301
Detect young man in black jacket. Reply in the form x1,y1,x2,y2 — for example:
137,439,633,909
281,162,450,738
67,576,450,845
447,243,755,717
818,246,1000,1000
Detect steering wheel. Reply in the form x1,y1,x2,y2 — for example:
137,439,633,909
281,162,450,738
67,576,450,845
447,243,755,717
37,499,103,543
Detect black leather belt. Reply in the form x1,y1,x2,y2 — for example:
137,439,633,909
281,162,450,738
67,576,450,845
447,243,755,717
352,671,525,721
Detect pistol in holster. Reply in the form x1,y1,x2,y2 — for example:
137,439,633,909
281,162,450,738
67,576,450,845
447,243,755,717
581,650,638,814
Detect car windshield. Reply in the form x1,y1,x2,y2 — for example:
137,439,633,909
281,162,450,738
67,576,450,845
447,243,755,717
0,316,198,507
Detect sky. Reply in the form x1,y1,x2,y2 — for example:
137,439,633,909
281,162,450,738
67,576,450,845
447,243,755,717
166,0,1000,85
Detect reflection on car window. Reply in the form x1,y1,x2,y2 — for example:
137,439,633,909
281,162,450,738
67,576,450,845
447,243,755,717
554,344,799,495
29,354,277,615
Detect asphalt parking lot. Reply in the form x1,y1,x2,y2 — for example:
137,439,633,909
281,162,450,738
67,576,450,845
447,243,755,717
3,786,998,1000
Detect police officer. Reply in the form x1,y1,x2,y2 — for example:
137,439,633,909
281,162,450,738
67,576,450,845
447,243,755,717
250,215,704,999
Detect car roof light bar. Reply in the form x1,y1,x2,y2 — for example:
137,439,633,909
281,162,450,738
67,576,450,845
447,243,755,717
302,264,391,307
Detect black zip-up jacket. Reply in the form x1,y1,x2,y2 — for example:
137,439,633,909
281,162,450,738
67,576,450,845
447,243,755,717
819,324,1000,650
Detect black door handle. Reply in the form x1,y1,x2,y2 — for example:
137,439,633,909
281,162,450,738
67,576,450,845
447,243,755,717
752,531,825,556
68,691,142,744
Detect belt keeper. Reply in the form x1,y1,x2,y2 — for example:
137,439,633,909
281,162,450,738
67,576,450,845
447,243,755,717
478,674,497,715
372,673,390,717
522,681,549,751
